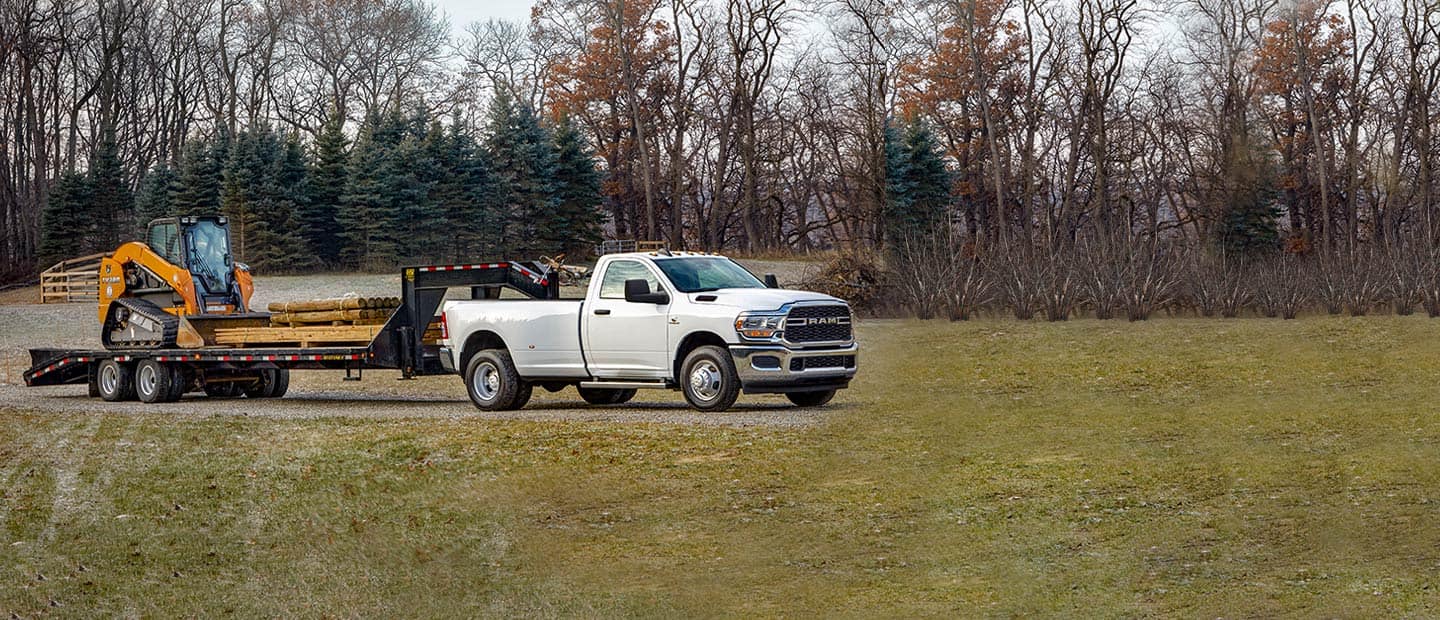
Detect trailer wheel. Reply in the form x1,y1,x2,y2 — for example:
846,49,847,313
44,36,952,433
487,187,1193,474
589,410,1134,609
244,369,290,399
680,346,740,412
135,359,180,404
785,390,836,407
96,359,135,402
578,388,637,405
203,381,245,398
465,350,527,411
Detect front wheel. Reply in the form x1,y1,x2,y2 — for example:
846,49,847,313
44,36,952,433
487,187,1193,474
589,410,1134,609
786,390,836,407
465,350,528,411
680,346,740,412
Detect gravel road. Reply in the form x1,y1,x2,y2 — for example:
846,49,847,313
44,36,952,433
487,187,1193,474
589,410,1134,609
0,260,837,427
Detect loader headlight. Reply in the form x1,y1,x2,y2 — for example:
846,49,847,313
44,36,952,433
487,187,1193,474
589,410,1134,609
734,312,786,341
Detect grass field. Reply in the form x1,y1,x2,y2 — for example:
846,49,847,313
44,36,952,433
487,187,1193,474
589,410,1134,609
3,317,1440,616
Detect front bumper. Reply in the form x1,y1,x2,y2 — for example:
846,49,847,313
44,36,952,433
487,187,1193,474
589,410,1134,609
730,343,858,394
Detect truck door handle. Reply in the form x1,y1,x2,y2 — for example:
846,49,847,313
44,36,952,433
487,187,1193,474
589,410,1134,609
593,309,611,315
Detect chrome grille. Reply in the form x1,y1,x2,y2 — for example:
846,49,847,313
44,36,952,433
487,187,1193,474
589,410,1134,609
784,305,852,343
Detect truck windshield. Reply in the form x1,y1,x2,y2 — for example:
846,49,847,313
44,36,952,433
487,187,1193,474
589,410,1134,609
654,257,766,293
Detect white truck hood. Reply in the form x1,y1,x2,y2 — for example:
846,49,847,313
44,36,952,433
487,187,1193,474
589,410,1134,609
684,288,845,310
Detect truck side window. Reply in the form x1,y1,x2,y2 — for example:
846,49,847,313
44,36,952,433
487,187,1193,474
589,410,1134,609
599,260,662,299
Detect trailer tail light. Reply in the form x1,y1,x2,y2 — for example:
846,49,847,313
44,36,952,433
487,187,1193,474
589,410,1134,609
438,312,449,341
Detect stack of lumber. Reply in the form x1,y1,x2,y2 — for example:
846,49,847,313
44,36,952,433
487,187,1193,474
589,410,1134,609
266,296,400,326
210,296,444,348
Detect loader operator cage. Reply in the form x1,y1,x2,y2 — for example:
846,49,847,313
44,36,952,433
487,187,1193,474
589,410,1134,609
183,219,232,295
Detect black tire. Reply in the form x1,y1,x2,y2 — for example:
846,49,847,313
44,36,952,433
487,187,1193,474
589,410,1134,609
243,369,290,399
786,390,836,407
87,370,101,398
135,359,178,404
611,389,637,405
680,345,741,411
203,381,245,398
464,350,528,411
164,365,190,402
578,387,635,405
96,359,134,402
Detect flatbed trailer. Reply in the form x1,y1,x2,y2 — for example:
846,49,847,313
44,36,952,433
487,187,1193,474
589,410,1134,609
23,261,559,402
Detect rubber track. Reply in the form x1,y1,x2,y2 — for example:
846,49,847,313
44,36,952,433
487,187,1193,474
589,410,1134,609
102,297,180,350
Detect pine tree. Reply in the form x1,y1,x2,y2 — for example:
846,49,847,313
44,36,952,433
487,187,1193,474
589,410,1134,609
392,112,445,263
88,122,134,250
882,118,913,245
550,115,604,257
173,132,228,216
1218,139,1281,256
434,120,499,262
883,117,950,246
303,106,349,265
900,119,951,232
484,89,559,256
220,126,314,272
38,172,93,267
264,133,317,271
134,163,177,234
339,116,401,269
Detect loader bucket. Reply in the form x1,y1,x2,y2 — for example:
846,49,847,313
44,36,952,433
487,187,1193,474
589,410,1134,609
177,313,271,348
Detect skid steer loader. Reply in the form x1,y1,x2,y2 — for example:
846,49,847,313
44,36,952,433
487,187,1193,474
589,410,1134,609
98,215,268,349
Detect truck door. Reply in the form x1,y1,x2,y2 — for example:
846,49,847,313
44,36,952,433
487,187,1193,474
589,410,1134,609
584,259,670,378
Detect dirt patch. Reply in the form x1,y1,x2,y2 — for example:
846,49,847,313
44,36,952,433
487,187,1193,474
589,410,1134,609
0,285,39,306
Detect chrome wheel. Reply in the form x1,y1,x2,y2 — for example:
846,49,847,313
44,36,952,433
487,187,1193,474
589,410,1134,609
472,361,500,401
688,360,723,402
137,364,158,398
100,364,119,395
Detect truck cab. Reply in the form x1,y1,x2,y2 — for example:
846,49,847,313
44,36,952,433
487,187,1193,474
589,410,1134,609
439,252,858,411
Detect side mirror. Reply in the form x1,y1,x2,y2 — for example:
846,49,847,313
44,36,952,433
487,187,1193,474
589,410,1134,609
624,278,670,304
764,274,779,289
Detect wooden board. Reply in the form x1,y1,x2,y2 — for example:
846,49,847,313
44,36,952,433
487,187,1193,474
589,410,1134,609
213,325,384,347
212,324,444,347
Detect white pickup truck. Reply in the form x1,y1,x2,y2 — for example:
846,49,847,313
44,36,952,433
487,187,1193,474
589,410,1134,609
439,252,858,411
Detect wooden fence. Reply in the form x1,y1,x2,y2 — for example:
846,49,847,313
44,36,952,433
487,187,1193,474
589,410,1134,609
40,252,106,304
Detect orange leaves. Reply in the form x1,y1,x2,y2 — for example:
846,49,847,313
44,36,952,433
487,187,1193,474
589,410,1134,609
896,0,1022,157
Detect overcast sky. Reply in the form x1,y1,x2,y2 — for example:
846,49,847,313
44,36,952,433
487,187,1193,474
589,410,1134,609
434,0,535,33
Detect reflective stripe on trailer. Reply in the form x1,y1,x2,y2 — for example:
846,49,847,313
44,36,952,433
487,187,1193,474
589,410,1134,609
29,356,91,378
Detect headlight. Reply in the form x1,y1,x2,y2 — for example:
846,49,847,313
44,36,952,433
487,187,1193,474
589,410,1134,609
734,312,786,340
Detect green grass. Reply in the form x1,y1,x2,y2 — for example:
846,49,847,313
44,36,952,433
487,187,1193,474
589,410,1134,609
4,317,1440,616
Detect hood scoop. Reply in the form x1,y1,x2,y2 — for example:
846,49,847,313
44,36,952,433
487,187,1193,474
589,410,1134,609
695,294,718,302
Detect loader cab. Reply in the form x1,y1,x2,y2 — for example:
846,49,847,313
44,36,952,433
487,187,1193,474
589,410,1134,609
145,216,241,307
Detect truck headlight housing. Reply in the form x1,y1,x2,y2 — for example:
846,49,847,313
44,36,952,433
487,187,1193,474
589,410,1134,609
735,312,785,341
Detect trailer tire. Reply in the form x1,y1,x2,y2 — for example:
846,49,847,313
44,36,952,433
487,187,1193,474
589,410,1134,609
680,346,740,412
244,369,289,399
204,381,245,398
465,350,527,411
164,365,190,402
785,390,835,407
135,359,180,404
96,359,134,402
